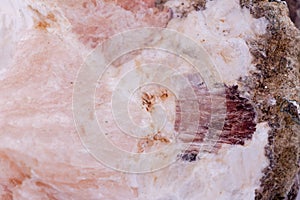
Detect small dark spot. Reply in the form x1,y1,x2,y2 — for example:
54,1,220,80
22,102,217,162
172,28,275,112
181,152,197,162
280,99,300,124
198,82,204,86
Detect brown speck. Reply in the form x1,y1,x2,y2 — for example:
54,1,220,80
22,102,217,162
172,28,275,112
137,131,170,152
29,6,56,30
160,89,169,101
47,13,57,22
36,21,50,30
9,178,22,185
142,92,155,112
137,138,154,153
35,181,50,188
28,5,41,16
153,132,170,143
191,0,206,11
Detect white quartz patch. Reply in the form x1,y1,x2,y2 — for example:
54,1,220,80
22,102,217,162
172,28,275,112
166,0,268,85
137,122,270,200
0,0,33,80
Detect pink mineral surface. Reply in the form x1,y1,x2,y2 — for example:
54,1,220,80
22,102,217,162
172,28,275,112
1,0,298,199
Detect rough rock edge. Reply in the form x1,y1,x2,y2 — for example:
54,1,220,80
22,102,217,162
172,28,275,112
286,0,300,28
155,0,206,17
159,0,299,198
240,0,300,199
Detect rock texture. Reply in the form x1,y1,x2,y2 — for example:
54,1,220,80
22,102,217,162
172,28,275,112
240,0,300,199
286,0,300,28
0,0,299,199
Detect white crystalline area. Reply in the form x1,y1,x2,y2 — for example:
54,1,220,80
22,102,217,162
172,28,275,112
0,0,271,199
166,0,268,85
138,123,269,200
0,0,33,80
